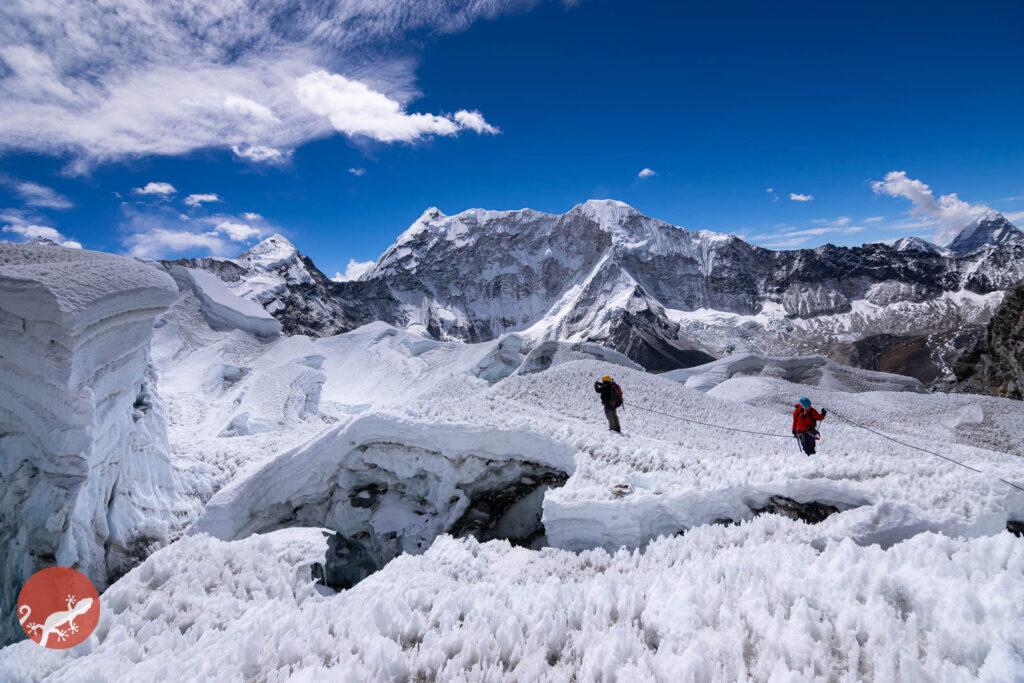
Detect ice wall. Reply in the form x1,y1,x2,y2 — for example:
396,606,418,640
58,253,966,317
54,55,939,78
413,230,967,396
0,242,182,645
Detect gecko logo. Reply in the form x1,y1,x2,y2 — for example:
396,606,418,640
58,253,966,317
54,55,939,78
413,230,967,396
16,567,100,648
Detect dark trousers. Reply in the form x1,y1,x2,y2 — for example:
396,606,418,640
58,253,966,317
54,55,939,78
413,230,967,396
604,406,621,432
796,430,817,455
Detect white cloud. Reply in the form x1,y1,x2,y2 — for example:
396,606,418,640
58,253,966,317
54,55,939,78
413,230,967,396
133,181,176,196
789,192,814,202
871,170,989,244
638,168,657,178
0,2,534,168
232,144,288,164
766,187,779,202
6,180,73,209
214,221,261,242
296,70,464,142
120,203,270,258
242,212,263,221
332,259,376,282
184,193,221,207
453,109,499,134
2,221,81,248
863,215,885,224
125,228,229,260
348,167,366,177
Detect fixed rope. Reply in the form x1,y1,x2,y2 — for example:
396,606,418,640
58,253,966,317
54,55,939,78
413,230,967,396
827,409,1024,494
621,401,793,439
621,399,1024,494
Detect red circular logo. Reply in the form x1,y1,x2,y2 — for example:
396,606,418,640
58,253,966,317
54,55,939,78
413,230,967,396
16,567,100,648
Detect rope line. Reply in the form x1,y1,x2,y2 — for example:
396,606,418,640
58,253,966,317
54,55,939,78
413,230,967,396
827,409,1024,494
620,399,1024,494
621,401,793,439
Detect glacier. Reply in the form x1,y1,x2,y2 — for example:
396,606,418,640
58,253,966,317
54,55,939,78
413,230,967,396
1,238,1023,679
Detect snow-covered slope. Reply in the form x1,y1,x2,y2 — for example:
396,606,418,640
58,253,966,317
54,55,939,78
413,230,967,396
0,242,184,645
892,235,946,255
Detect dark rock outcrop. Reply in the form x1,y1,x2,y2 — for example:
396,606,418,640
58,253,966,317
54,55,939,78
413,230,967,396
954,278,1024,400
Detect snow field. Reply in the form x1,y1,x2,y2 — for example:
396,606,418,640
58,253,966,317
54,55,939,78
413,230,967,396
2,520,1021,681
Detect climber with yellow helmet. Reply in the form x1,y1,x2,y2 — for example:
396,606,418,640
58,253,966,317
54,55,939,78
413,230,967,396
593,374,624,433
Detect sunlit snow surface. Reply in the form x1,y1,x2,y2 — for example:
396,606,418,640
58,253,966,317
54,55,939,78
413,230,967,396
2,279,1023,680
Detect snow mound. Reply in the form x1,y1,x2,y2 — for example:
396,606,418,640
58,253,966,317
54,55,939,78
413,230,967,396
221,359,325,436
666,353,924,393
3,522,1021,681
0,243,183,645
515,339,642,375
169,266,281,338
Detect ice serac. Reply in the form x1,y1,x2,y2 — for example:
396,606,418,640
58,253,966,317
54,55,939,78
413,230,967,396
169,265,282,338
0,242,182,645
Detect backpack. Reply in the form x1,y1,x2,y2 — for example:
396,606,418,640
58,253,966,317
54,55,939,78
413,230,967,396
611,382,623,408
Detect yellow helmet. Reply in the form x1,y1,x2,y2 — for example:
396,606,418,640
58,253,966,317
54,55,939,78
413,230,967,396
601,375,612,382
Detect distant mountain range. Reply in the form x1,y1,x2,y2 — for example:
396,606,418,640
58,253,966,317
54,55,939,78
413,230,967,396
166,200,1024,383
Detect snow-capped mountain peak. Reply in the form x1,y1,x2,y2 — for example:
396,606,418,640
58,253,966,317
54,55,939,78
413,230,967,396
892,235,946,255
238,233,301,270
947,210,1021,254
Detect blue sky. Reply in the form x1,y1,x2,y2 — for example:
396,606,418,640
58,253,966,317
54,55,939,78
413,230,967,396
1,0,1022,278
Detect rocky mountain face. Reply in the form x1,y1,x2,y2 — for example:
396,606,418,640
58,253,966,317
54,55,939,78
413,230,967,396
165,235,401,338
173,201,1024,378
954,278,1024,399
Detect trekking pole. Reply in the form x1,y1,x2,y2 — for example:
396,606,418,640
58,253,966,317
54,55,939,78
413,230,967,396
793,434,804,455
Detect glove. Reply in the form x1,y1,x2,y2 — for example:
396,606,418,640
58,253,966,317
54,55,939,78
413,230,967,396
792,430,798,435
821,408,828,417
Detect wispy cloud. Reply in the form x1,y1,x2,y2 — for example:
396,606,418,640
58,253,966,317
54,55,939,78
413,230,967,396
184,193,221,207
348,167,367,177
0,1,534,169
766,187,779,202
3,179,73,209
789,192,814,202
638,168,657,178
871,170,988,244
750,216,865,249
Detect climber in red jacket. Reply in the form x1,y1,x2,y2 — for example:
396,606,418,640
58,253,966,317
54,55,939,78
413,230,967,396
792,396,827,455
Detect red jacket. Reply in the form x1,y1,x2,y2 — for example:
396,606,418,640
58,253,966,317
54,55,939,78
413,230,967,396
792,405,825,433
